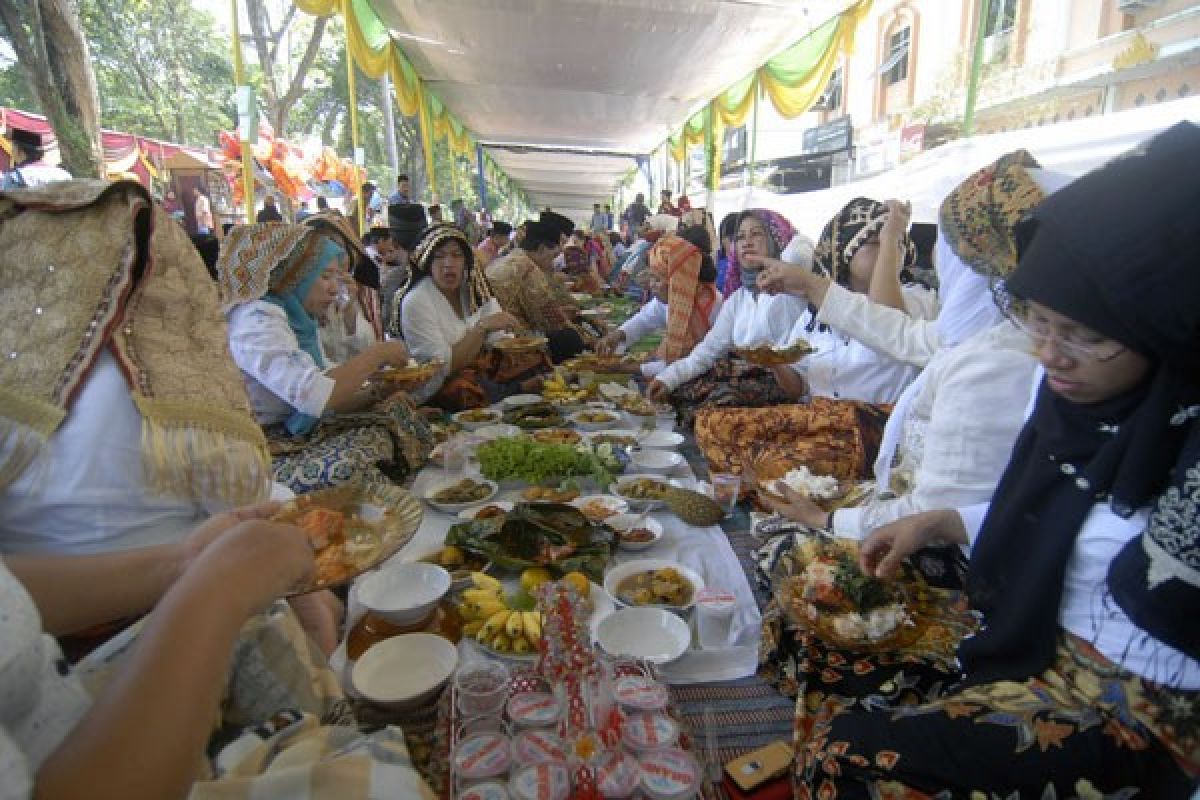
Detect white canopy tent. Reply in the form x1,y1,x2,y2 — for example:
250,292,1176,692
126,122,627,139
371,0,846,220
708,96,1200,241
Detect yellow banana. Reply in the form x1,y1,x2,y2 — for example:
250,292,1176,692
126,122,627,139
491,633,513,653
471,572,503,591
462,619,484,636
466,599,508,619
512,636,532,654
463,588,505,605
521,611,542,643
480,609,512,639
505,608,525,639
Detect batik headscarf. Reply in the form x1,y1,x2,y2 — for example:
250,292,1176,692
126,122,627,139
961,122,1200,685
396,223,493,324
812,197,917,289
725,209,796,296
303,211,384,340
218,224,348,434
648,234,716,363
0,180,269,505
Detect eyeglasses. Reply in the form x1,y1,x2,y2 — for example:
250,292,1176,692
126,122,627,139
1009,311,1126,363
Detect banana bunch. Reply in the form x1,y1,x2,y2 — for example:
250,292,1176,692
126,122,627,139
542,372,590,405
457,572,543,655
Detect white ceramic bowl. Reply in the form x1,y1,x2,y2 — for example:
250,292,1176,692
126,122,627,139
606,513,664,552
424,478,499,513
609,474,674,511
357,562,451,625
629,449,684,475
570,494,630,522
451,409,503,431
568,410,623,432
604,558,705,613
595,607,690,664
457,500,515,521
352,633,458,709
585,429,641,449
474,423,522,440
502,393,543,409
637,430,685,449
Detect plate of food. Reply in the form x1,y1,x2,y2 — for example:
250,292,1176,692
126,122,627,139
605,513,664,552
603,559,705,613
637,430,685,449
375,360,442,389
774,535,926,652
493,335,549,353
477,436,623,487
503,402,567,430
502,393,544,409
452,408,504,430
424,477,499,513
568,409,622,431
530,428,582,446
734,339,815,366
610,474,673,511
457,501,515,521
570,494,630,523
474,423,522,440
586,429,640,449
521,485,582,503
272,484,423,594
565,353,645,373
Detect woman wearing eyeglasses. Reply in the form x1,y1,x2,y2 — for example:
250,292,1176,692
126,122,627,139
797,123,1200,798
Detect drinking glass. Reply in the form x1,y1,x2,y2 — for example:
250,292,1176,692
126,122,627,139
710,472,741,517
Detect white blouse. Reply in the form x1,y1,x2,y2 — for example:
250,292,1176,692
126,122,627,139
832,321,1039,539
617,295,725,379
655,288,809,391
0,349,210,555
0,559,92,796
816,282,941,368
399,278,502,400
793,285,935,405
227,302,336,426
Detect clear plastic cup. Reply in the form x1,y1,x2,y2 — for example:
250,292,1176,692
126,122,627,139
710,472,741,516
455,661,511,717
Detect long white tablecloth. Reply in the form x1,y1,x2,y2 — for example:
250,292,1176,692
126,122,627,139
343,427,762,685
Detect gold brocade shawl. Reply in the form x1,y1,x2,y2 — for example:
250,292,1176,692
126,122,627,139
0,180,269,505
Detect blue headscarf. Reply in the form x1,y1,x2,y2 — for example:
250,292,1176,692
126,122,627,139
262,235,345,435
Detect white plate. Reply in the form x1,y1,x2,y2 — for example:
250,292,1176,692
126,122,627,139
474,423,522,440
604,558,705,613
585,429,640,449
606,513,664,552
609,474,674,511
502,394,544,409
423,478,499,513
451,409,504,430
352,633,458,709
568,410,623,432
595,607,690,665
637,430,684,449
629,449,684,475
456,500,515,521
569,494,630,522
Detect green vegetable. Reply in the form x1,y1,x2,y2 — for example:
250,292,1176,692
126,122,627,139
476,435,621,486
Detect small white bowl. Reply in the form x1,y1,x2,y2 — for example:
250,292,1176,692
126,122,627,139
568,410,622,432
585,429,640,449
457,500,515,521
595,607,690,664
637,430,684,449
424,478,499,514
604,558,705,612
474,423,521,440
606,513,664,552
451,409,503,431
570,494,630,522
609,474,673,511
629,449,684,475
352,633,458,709
502,393,543,409
357,562,451,626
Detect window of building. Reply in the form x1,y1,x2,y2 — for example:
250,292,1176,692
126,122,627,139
983,0,1017,37
815,66,843,111
880,27,910,86
722,125,747,169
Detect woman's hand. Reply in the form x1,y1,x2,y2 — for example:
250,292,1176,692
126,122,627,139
759,483,827,529
185,520,316,617
180,502,282,571
646,379,670,403
481,311,520,333
749,256,831,305
879,198,912,247
769,364,808,399
371,339,410,368
595,331,624,356
859,509,967,579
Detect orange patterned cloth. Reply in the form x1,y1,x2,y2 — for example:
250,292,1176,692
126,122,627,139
649,234,714,363
694,397,891,485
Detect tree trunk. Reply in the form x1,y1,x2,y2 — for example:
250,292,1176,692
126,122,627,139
0,0,103,177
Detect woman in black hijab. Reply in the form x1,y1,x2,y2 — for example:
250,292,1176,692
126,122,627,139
798,122,1200,798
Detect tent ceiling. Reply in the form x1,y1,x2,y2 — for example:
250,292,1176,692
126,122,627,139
372,0,846,213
